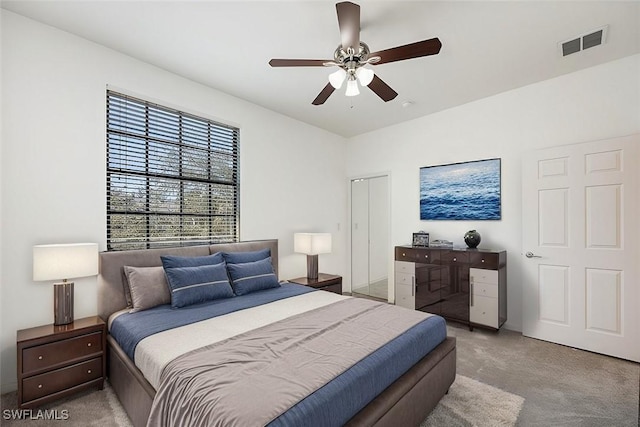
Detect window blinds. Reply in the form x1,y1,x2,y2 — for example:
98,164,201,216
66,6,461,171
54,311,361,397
106,91,239,250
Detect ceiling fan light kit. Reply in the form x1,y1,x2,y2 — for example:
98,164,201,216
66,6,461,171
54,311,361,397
269,1,442,105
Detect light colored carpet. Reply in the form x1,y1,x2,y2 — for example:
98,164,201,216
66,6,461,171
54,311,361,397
422,375,524,427
1,382,132,427
1,375,521,426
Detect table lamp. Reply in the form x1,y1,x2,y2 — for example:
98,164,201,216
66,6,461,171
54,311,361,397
294,233,331,280
33,243,99,325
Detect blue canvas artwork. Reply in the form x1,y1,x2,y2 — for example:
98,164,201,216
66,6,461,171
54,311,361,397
420,158,501,220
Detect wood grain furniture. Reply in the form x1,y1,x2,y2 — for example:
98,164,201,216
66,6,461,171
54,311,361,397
288,273,342,294
395,245,507,330
98,240,456,427
17,316,106,408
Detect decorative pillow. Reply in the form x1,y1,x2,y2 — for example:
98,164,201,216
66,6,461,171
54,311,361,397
160,252,224,269
164,262,234,308
226,257,280,296
123,266,171,313
222,248,271,264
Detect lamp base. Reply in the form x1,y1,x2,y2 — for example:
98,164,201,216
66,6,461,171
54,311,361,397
306,254,319,280
53,281,74,326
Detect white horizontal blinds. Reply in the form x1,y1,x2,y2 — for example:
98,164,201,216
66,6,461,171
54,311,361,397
106,91,239,251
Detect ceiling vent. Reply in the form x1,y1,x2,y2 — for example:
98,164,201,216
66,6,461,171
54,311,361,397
559,25,608,57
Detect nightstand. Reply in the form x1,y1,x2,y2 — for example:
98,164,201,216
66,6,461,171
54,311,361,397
17,316,106,408
288,273,343,294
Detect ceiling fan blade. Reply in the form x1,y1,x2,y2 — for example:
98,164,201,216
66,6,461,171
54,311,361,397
269,59,333,67
312,83,336,105
336,1,360,51
370,38,442,65
368,75,398,102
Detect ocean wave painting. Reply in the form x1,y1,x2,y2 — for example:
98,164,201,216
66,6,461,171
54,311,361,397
420,158,501,220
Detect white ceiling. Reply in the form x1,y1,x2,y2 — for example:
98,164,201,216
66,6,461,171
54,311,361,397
2,1,639,137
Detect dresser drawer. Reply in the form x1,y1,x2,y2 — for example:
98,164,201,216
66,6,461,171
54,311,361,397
22,332,102,374
469,252,499,269
395,247,418,261
395,272,414,287
22,357,102,403
471,281,498,299
395,261,415,274
470,268,499,284
470,295,499,328
440,250,469,264
395,282,415,309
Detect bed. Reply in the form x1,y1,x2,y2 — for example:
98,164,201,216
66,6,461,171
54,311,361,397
98,239,456,427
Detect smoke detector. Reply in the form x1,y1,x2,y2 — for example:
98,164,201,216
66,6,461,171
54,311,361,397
559,25,608,57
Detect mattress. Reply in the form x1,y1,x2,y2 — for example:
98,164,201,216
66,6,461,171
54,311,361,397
109,284,447,426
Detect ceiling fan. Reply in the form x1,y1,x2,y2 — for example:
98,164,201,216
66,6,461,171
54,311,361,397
269,1,442,105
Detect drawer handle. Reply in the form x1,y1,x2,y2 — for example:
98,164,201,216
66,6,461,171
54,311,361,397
402,252,406,256
38,384,43,389
38,356,43,360
87,369,92,374
425,255,428,258
453,258,457,262
481,259,485,263
87,343,92,347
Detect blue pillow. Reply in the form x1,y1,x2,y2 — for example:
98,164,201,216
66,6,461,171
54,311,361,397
164,263,234,308
226,257,280,296
161,252,224,269
222,248,270,264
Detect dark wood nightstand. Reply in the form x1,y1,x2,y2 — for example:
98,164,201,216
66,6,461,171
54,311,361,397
288,273,343,295
17,316,106,408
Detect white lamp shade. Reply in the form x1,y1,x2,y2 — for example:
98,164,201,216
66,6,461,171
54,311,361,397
356,67,374,86
33,243,99,281
328,68,347,89
345,79,360,97
294,233,332,255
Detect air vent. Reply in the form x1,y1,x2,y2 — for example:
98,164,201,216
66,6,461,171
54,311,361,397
559,25,608,57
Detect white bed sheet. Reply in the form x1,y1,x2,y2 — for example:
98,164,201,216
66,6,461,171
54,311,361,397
134,291,349,389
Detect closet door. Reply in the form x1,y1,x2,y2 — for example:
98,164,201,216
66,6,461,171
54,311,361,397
351,179,370,295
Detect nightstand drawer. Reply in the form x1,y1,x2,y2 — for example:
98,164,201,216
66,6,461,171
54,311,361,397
22,332,102,375
22,357,102,403
319,283,342,294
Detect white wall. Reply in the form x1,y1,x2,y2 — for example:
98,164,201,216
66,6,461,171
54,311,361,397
346,54,640,332
0,11,347,393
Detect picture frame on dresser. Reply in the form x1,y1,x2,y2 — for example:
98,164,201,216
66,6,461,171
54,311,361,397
412,232,430,247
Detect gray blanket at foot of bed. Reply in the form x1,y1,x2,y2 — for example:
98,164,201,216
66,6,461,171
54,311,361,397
147,298,435,427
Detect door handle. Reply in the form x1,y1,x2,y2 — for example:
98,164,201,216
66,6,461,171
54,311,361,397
411,276,415,297
525,251,542,258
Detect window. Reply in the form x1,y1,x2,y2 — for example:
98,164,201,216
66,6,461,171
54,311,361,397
106,91,239,250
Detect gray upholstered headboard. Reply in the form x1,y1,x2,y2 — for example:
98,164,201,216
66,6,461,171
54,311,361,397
97,239,279,322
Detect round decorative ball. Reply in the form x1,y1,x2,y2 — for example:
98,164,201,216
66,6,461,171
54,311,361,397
464,230,481,248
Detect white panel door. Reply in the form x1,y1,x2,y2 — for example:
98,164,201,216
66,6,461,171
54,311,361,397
522,134,639,362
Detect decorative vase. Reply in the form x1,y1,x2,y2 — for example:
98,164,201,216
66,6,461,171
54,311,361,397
464,230,481,248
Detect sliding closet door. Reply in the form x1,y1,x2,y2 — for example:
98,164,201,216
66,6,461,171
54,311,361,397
351,175,389,299
351,179,370,295
368,176,389,299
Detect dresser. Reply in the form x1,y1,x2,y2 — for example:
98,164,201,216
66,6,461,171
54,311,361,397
395,246,506,330
17,316,106,408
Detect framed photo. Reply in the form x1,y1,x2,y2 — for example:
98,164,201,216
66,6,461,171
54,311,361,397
412,232,430,247
420,158,501,220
